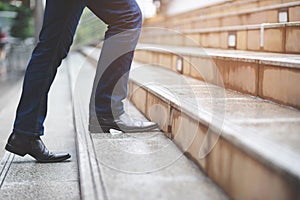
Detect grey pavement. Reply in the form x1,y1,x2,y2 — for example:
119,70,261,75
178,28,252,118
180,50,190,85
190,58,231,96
0,67,30,159
0,71,23,112
0,72,23,159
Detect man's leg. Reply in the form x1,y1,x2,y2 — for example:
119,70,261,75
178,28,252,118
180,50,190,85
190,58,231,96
87,0,158,132
6,0,85,162
13,0,85,136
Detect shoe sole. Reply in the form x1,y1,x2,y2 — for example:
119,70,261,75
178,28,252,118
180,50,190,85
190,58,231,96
37,155,71,163
5,143,71,163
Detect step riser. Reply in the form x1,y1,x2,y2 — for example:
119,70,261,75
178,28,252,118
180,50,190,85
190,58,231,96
151,5,300,30
134,50,300,109
128,80,300,200
140,24,300,54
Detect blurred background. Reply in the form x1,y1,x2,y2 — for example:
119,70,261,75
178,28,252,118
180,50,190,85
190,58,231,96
0,0,228,76
0,0,159,76
0,0,34,75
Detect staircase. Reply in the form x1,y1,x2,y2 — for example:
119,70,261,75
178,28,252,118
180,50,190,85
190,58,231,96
78,0,300,199
142,0,300,53
129,0,300,199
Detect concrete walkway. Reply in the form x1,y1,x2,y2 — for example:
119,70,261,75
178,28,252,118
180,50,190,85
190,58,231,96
0,76,22,159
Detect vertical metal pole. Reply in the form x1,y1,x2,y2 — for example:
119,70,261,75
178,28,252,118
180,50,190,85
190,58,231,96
34,0,44,43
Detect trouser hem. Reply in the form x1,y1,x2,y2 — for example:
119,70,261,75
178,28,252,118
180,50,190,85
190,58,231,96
96,110,125,119
13,128,43,137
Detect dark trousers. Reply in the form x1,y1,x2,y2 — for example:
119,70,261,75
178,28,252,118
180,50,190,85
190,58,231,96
13,0,142,136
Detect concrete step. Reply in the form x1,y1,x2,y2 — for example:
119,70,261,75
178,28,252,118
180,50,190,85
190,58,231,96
134,43,300,109
149,0,299,24
0,58,80,199
141,21,300,53
68,51,229,200
81,46,300,199
128,63,300,200
149,1,300,30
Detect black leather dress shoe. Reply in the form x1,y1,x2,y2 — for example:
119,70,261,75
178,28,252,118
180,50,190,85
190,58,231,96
98,113,159,133
5,133,71,163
